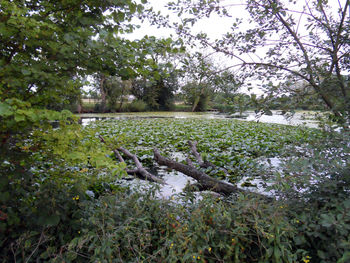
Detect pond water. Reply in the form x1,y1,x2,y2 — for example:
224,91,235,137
78,110,321,128
78,111,321,199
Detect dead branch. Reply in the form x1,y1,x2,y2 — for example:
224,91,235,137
118,147,165,184
188,141,230,177
99,135,164,184
100,135,270,199
154,148,244,196
154,148,272,200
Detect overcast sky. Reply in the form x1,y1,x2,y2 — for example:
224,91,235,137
122,0,348,95
127,0,247,41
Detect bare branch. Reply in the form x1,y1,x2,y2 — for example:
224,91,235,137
99,135,165,184
154,148,240,196
118,147,165,184
188,140,230,177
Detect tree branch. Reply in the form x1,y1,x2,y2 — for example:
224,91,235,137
154,148,271,200
99,135,164,184
118,147,165,184
188,140,230,177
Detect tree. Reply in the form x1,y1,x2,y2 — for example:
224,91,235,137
167,0,350,124
180,52,238,111
0,1,148,259
108,78,132,112
0,0,144,108
130,36,185,110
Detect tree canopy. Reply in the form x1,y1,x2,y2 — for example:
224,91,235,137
166,0,350,124
0,0,145,107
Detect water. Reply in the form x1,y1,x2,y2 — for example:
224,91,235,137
77,111,320,198
238,111,320,128
78,110,320,128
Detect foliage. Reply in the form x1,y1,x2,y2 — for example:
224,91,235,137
61,191,299,263
180,52,239,112
0,100,126,261
168,0,350,124
126,99,148,112
41,184,350,263
0,0,145,108
214,93,252,114
182,81,212,111
91,118,320,182
130,37,185,111
94,75,132,112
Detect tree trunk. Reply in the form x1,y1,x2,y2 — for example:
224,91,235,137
99,74,107,113
154,148,270,198
101,135,271,199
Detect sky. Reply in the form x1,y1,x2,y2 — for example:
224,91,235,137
124,0,253,91
127,0,246,41
121,0,349,95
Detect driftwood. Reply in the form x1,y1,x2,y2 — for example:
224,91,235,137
99,135,164,184
100,135,270,198
154,141,271,199
154,148,245,196
118,147,165,184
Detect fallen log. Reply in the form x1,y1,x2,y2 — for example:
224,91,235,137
154,148,244,196
154,148,272,200
100,135,270,198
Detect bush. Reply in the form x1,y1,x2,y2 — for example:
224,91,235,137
62,191,299,263
126,99,148,112
62,185,350,263
174,103,192,112
213,104,237,113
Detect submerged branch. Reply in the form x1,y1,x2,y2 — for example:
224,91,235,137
99,135,165,184
118,147,165,184
188,140,230,177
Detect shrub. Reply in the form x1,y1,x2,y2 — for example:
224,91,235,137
126,99,148,112
60,191,299,262
174,103,192,112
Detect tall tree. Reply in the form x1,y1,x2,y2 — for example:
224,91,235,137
131,36,185,110
0,0,145,108
181,52,237,111
167,0,350,124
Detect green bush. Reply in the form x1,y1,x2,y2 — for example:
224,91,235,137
174,103,192,112
213,104,237,113
62,191,299,263
81,102,96,112
126,99,148,112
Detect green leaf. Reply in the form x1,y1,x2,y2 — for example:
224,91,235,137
337,252,350,263
274,246,281,260
0,191,10,202
317,250,326,259
116,12,125,21
14,113,25,122
264,109,273,116
129,4,136,13
25,240,32,249
0,102,12,117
